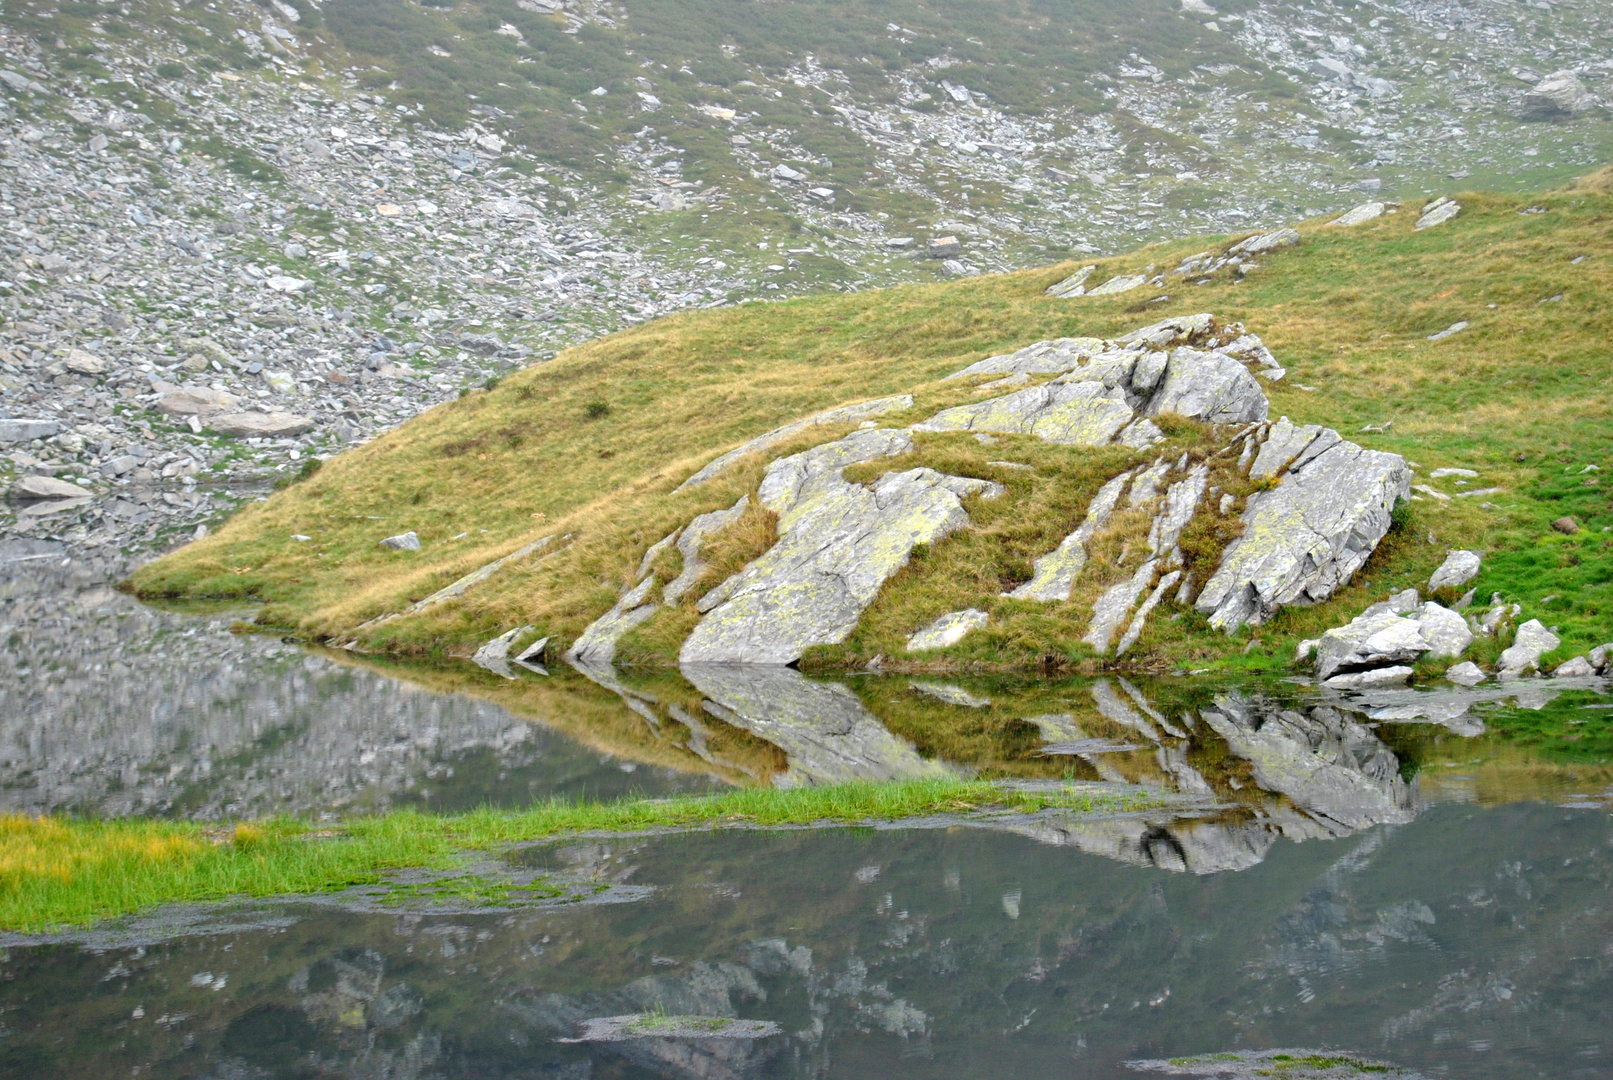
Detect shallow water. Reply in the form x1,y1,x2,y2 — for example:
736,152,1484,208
3,560,1612,1077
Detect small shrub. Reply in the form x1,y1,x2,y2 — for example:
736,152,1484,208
585,401,611,419
156,61,189,80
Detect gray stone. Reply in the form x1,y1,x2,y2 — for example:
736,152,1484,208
1387,588,1420,614
927,235,962,258
1007,469,1132,601
676,395,914,491
154,387,240,417
1590,643,1612,672
1428,549,1481,591
914,380,1135,445
0,419,60,444
1144,349,1268,425
1415,197,1461,230
1045,264,1096,297
1325,666,1414,689
1116,313,1216,349
9,475,93,501
1228,228,1299,255
1314,609,1428,681
1329,201,1385,226
471,624,533,679
1521,69,1594,120
1444,660,1486,686
1498,618,1560,674
1414,601,1473,659
905,608,988,651
681,664,951,787
1084,559,1160,654
379,531,420,551
566,574,659,665
63,348,107,375
1115,569,1181,656
1198,424,1410,631
1553,656,1595,678
681,431,1001,664
208,411,315,437
662,495,750,606
515,636,549,663
1086,273,1147,296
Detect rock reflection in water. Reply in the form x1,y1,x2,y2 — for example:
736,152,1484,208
0,564,712,818
2,804,1609,1080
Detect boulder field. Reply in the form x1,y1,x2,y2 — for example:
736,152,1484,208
520,313,1412,668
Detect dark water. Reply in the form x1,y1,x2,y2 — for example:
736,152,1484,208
1,803,1610,1079
4,558,1613,1078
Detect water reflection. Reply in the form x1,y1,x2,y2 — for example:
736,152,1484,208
2,804,1609,1079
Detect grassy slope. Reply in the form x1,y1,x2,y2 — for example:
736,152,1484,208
0,780,1151,932
129,171,1613,672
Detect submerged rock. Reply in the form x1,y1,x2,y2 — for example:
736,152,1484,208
681,430,1001,664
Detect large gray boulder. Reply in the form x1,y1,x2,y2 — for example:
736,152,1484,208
680,429,1001,664
1145,349,1268,425
1197,418,1411,631
1521,69,1594,120
913,380,1137,445
209,411,314,437
1498,619,1560,675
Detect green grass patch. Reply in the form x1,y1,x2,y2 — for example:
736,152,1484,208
0,779,1157,932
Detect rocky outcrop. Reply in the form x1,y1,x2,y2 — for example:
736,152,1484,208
662,496,750,606
680,429,1002,664
1197,418,1410,631
1415,196,1461,230
1313,593,1473,684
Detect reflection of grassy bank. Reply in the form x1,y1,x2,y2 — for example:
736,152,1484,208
0,779,1159,933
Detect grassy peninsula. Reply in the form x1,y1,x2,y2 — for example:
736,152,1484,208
0,780,1153,933
127,172,1613,671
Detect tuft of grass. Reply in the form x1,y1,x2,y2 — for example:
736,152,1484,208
0,780,1157,932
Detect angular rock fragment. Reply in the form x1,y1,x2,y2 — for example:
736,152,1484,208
1145,350,1268,425
1428,549,1481,591
1198,420,1410,631
9,475,92,501
1045,264,1096,297
154,387,240,417
945,337,1107,381
905,608,988,651
681,430,1001,664
1086,273,1147,296
1085,559,1160,654
1444,660,1486,685
1498,619,1559,675
0,419,60,444
1415,197,1460,230
379,531,420,550
472,624,533,679
1228,228,1300,255
1553,656,1595,678
1521,69,1594,120
1329,201,1385,226
913,381,1135,445
209,411,314,437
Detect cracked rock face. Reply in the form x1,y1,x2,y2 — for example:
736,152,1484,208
1197,417,1411,631
680,430,1001,664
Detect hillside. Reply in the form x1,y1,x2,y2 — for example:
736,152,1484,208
126,171,1613,674
4,0,1613,573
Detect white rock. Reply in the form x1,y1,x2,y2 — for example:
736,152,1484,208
1553,656,1595,678
1007,469,1132,601
379,531,420,551
1228,228,1300,255
1521,70,1594,120
1444,660,1486,685
1415,198,1460,230
1498,619,1560,674
1046,265,1096,298
1329,202,1384,226
1413,601,1473,659
1428,549,1481,591
209,412,314,438
9,475,93,501
676,395,913,490
662,495,750,606
905,608,988,651
1086,273,1148,296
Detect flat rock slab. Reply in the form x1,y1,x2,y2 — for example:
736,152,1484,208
561,1015,782,1043
914,380,1135,445
209,411,314,437
905,608,988,651
154,388,240,417
0,419,60,443
1329,201,1385,226
676,394,913,490
9,475,92,501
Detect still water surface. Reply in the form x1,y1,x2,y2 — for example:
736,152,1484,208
2,558,1610,1078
